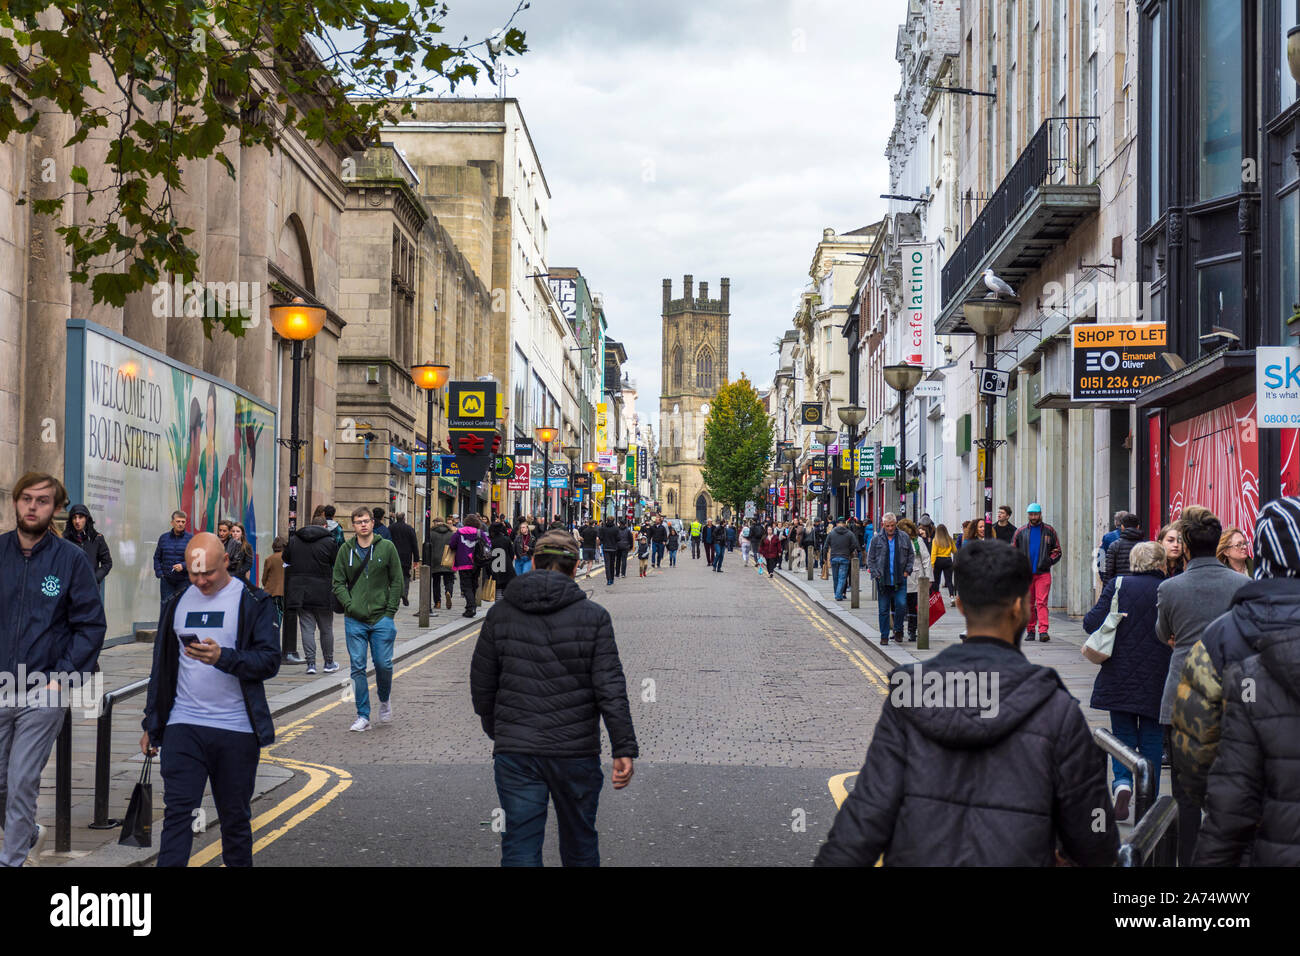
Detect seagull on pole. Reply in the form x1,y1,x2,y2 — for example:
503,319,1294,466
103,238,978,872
983,268,1016,298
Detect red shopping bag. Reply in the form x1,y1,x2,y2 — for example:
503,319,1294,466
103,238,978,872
927,589,946,627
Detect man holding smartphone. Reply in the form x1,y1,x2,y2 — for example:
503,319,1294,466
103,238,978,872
141,532,280,867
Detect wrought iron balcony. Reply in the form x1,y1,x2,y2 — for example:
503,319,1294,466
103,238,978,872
937,115,1101,334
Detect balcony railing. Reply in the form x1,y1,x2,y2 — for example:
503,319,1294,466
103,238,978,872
941,115,1099,306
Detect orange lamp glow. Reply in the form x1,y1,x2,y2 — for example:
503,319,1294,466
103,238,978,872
411,363,451,390
535,426,559,445
584,460,598,474
269,296,326,341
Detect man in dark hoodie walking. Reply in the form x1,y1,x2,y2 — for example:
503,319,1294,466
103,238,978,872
64,503,112,590
1102,512,1144,584
471,531,638,866
283,513,340,675
815,539,1117,866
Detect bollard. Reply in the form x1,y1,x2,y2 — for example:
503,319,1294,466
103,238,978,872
55,708,72,853
418,564,431,629
850,554,860,609
917,575,931,650
806,547,814,581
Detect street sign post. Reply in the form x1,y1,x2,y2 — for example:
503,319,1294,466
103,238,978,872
977,368,1009,397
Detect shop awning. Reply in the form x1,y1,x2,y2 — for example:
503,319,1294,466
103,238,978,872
1134,349,1255,411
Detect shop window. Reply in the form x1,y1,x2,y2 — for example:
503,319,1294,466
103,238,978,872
1197,0,1242,200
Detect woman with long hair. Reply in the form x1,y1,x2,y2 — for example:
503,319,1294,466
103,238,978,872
931,524,957,603
227,521,254,586
1157,523,1188,578
1217,527,1253,577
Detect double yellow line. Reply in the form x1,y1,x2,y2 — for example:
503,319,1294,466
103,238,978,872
188,627,479,866
772,576,892,692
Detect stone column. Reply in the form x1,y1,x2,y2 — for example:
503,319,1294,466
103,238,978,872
1063,406,1093,615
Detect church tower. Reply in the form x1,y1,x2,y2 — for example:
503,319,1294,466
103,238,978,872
659,275,729,523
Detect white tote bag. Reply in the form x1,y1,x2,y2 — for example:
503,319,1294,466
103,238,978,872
1081,576,1125,665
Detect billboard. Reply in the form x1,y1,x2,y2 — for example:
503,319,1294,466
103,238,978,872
596,402,608,454
897,242,934,367
1071,323,1166,401
547,277,578,322
66,321,276,639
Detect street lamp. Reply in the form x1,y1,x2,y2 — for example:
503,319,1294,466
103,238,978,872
562,444,581,528
836,404,866,519
411,362,450,628
883,364,924,522
584,460,598,522
535,426,559,524
814,426,836,521
962,296,1020,530
270,296,325,666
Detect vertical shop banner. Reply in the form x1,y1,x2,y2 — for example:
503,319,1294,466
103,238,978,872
626,444,637,481
66,321,276,640
897,242,934,367
447,380,497,483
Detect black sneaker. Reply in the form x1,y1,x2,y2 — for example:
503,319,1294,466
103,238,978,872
1039,633,1050,643
1024,633,1037,642
907,634,917,643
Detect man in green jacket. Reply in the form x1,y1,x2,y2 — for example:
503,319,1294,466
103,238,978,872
332,506,403,732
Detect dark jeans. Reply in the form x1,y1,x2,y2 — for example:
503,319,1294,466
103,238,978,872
932,556,955,595
704,542,715,564
459,569,479,612
765,555,780,575
604,551,618,584
616,549,629,577
651,541,664,567
1170,760,1202,866
712,545,724,571
691,538,700,558
158,577,185,626
432,571,454,605
906,592,919,637
494,753,603,867
400,562,412,603
1109,711,1163,800
158,723,259,867
877,582,907,638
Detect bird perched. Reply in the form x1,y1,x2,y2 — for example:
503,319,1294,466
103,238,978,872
983,268,1016,297
1198,325,1240,343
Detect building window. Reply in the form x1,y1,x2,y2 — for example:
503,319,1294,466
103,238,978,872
696,348,713,390
1146,7,1162,225
672,346,683,390
1198,0,1242,200
1282,188,1299,340
1284,2,1300,113
1198,260,1244,347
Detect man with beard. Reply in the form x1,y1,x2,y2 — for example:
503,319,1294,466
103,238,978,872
815,539,1116,867
0,473,106,866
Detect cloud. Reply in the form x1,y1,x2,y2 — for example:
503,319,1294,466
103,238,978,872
442,0,900,432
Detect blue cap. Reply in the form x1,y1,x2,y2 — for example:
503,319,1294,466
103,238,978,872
1027,503,1042,513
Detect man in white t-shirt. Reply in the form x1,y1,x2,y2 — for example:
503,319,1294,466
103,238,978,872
141,532,280,867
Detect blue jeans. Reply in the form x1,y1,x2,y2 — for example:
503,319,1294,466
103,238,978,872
668,546,677,566
877,582,907,639
651,540,664,567
513,557,532,576
831,557,850,600
158,723,259,867
712,544,725,571
494,753,604,866
344,616,396,720
1109,711,1163,799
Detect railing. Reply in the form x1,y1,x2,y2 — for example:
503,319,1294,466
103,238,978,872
89,677,151,831
1092,726,1179,866
941,115,1100,305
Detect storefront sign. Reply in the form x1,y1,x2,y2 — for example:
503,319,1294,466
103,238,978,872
1071,322,1166,401
860,445,874,478
1257,346,1300,427
878,446,897,478
897,242,934,367
507,462,530,491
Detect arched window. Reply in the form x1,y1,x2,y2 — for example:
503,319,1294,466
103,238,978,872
696,347,713,389
667,490,676,506
672,346,683,390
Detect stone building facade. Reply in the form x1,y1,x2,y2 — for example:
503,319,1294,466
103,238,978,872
658,275,729,524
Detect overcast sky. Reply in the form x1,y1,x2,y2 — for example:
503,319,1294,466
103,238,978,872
442,0,902,430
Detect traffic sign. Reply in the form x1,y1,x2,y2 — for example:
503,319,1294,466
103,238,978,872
977,368,1009,397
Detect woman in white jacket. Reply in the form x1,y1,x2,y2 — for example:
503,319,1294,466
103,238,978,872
896,518,932,642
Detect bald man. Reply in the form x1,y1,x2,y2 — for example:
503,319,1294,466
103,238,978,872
142,531,280,867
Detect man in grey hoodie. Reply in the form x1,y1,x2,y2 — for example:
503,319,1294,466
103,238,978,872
825,518,862,602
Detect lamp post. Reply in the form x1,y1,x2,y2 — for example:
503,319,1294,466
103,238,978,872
814,426,836,521
836,404,866,519
270,296,325,666
562,444,581,528
584,460,598,522
962,296,1020,531
411,362,450,628
883,364,924,522
535,426,558,526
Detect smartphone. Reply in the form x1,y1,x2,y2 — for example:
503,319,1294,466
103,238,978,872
179,632,201,647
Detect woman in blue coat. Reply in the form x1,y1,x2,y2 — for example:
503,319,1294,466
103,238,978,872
1083,540,1171,824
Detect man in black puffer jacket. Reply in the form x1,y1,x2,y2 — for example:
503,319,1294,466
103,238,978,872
815,539,1117,866
1187,497,1300,866
470,531,637,867
1102,513,1144,583
598,518,620,586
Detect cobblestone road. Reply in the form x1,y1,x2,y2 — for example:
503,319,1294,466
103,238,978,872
241,553,888,866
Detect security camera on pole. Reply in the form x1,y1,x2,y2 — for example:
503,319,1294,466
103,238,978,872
963,271,1020,533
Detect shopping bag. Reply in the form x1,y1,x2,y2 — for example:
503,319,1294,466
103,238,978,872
118,755,153,847
757,562,766,575
927,589,947,627
1082,578,1124,664
440,544,455,568
821,558,829,580
478,577,497,603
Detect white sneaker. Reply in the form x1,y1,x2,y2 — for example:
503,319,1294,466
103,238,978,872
323,662,339,673
379,700,393,723
349,716,371,732
305,665,317,675
23,824,47,867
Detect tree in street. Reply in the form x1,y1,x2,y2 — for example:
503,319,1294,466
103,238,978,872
0,0,528,331
701,375,774,519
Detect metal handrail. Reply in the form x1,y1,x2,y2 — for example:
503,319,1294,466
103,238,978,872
88,676,151,830
1119,795,1180,867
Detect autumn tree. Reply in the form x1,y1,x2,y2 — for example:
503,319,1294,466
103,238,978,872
701,375,774,517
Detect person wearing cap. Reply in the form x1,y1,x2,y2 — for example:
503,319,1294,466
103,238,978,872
1010,503,1061,642
1173,496,1300,865
470,530,638,866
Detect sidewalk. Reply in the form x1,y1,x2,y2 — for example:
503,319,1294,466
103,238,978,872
773,558,1171,805
34,563,607,867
